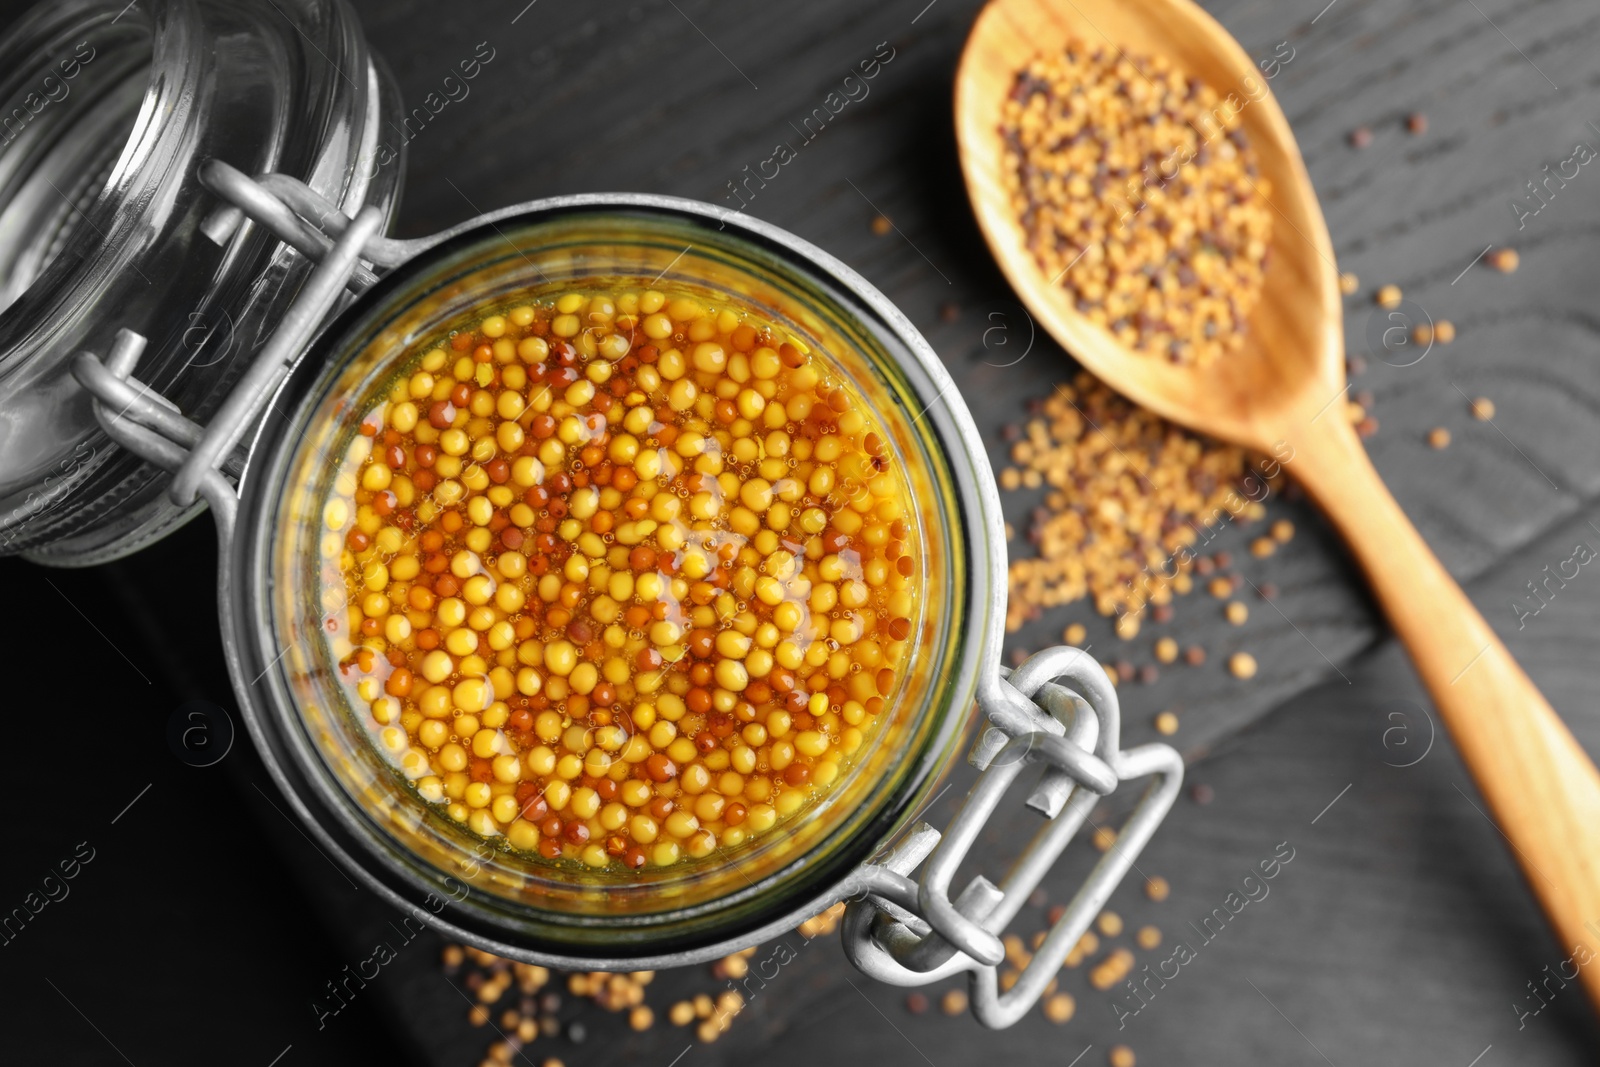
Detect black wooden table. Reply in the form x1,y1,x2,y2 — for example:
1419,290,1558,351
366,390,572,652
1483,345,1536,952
4,0,1600,1064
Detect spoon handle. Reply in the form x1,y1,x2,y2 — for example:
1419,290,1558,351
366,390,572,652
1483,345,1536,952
1296,415,1600,1011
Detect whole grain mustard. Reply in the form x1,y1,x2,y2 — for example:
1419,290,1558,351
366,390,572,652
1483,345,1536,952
318,285,920,871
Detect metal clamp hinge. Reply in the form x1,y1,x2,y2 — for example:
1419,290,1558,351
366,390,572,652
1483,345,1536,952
841,646,1183,1028
69,161,397,541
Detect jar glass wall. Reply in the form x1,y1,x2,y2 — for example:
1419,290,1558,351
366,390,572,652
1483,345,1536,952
0,0,401,564
232,200,1003,965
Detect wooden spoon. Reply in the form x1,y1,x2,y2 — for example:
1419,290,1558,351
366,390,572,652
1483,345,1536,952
957,0,1600,1011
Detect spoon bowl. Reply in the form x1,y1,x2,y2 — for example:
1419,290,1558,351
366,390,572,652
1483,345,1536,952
957,0,1343,453
956,0,1600,1015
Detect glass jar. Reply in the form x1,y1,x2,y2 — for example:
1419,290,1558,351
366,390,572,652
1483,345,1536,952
1,0,1182,1030
0,0,401,564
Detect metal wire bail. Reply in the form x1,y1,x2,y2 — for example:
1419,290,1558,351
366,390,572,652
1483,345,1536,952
841,646,1184,1028
68,162,395,541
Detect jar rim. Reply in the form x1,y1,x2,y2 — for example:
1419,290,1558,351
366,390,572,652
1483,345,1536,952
227,193,1010,967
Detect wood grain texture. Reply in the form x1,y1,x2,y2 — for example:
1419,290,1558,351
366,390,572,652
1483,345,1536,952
956,0,1600,1012
3,0,1600,1063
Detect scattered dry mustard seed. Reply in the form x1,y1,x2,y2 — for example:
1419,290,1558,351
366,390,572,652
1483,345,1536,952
1145,875,1170,901
1349,126,1372,148
1115,613,1140,640
1092,825,1118,851
1406,112,1427,135
1002,373,1275,628
1471,396,1495,420
1154,710,1179,735
1270,519,1293,542
941,988,969,1016
1228,651,1258,679
1225,601,1248,625
1089,949,1137,990
1063,622,1087,645
1411,323,1432,346
669,1001,694,1026
870,214,892,236
1154,636,1178,664
1427,427,1451,449
1375,284,1402,308
1097,911,1124,937
1434,319,1455,344
629,1006,653,1032
1136,925,1162,950
1001,42,1273,368
1109,1045,1137,1067
1044,993,1077,1023
1339,272,1359,295
906,992,929,1014
1487,247,1519,273
1183,645,1206,666
1207,576,1232,599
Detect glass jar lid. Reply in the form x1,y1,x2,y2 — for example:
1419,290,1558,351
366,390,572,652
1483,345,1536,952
0,0,402,565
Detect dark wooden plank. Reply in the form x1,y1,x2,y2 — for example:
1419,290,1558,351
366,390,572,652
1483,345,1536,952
5,0,1600,1062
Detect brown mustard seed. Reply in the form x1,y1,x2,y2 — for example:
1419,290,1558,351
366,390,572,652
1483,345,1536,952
1183,645,1206,666
1000,42,1273,368
1225,601,1248,625
906,992,929,1014
870,214,892,236
1405,112,1427,134
1145,875,1171,901
1136,925,1163,950
1229,651,1258,679
1109,1046,1137,1067
1339,271,1359,295
1348,126,1372,148
1190,782,1215,804
1487,247,1519,273
1044,993,1077,1024
1375,284,1402,308
1471,396,1495,420
1427,427,1451,449
941,988,969,1016
1154,710,1179,735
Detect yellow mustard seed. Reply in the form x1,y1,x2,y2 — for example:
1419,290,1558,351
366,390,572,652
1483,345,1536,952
1001,41,1273,368
318,285,922,872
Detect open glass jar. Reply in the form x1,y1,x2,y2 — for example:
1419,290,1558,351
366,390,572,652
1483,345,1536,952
3,0,1182,1031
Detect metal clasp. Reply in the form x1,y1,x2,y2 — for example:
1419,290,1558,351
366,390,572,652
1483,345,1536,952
68,161,393,543
842,646,1183,1028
